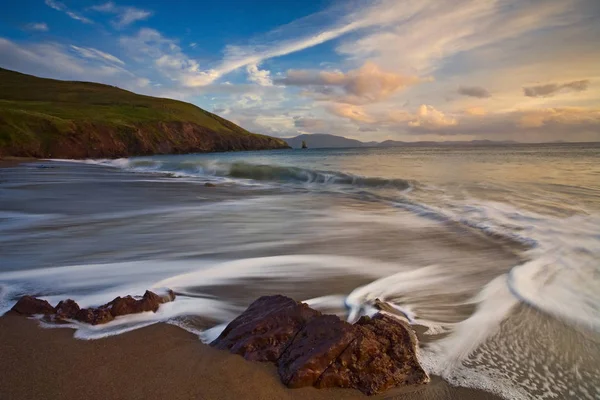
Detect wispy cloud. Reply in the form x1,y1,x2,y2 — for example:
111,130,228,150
25,23,49,32
523,80,590,97
45,0,93,24
70,45,125,66
91,2,152,28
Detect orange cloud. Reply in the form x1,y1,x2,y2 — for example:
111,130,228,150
328,103,375,123
518,107,600,128
277,61,425,104
409,105,458,128
464,107,487,116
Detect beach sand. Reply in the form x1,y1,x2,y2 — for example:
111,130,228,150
0,316,501,400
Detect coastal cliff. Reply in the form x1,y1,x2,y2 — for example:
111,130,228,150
0,68,289,158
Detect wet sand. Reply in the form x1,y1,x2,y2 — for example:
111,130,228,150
0,316,501,400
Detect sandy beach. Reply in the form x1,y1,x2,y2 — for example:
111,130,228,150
0,315,502,400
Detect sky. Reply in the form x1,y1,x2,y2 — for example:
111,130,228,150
1,0,599,142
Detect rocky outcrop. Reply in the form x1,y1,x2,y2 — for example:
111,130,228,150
8,289,175,325
9,296,55,316
316,314,428,394
211,295,321,362
211,295,429,395
54,299,80,320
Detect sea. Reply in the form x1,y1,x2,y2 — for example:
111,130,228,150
0,143,599,399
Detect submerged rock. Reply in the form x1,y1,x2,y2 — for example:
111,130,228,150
7,290,176,326
211,295,429,395
10,296,55,315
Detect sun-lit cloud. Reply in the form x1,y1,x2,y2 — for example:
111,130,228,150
328,103,375,123
464,107,487,116
91,1,152,28
517,107,600,128
278,62,425,104
246,64,272,86
45,0,93,24
523,80,590,98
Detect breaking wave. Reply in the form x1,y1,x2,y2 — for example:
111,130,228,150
61,158,411,190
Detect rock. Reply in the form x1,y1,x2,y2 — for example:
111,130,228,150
372,298,410,322
75,308,114,325
10,296,55,315
54,299,81,320
317,314,429,395
212,295,429,395
108,290,175,317
278,314,355,388
7,289,176,326
204,182,217,187
211,295,321,362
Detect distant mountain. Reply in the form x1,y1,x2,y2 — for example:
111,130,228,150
285,134,367,149
284,134,517,149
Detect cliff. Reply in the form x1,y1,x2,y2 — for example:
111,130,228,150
0,68,289,158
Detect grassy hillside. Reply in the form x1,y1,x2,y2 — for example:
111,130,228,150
0,68,289,158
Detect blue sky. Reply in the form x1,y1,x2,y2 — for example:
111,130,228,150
1,0,599,142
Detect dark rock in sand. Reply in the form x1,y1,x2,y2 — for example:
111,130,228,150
211,295,321,362
278,314,355,388
54,299,81,320
204,182,217,187
108,290,173,317
317,314,429,394
10,296,55,315
212,295,429,395
75,308,115,325
8,290,176,326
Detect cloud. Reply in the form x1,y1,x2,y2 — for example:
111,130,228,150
293,117,326,131
458,85,491,98
246,64,272,86
0,37,146,91
464,106,487,116
45,0,93,24
91,2,152,28
278,62,424,104
517,107,600,128
70,45,125,65
328,103,375,123
408,105,458,129
523,80,590,97
25,23,49,32
189,43,197,48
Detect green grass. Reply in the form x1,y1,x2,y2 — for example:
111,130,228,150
0,68,285,154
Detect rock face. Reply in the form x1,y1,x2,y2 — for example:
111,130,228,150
211,295,429,395
8,289,176,325
9,296,55,315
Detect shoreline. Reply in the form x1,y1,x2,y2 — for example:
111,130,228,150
0,315,502,400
